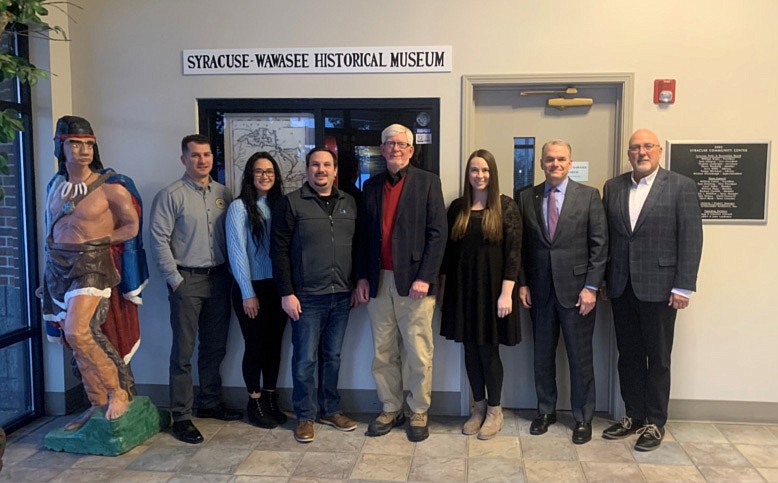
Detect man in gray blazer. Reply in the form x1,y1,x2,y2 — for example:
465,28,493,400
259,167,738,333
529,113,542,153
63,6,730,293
601,128,703,451
518,140,608,445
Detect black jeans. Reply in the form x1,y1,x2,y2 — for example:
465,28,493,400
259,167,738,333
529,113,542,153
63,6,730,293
230,279,288,393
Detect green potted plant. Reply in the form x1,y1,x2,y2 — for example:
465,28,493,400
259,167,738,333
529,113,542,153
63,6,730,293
0,0,68,199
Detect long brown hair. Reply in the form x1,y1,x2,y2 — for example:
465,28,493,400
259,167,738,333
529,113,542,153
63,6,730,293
239,152,284,251
450,149,503,243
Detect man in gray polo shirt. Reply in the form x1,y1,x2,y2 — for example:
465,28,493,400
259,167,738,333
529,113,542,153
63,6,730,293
150,134,240,444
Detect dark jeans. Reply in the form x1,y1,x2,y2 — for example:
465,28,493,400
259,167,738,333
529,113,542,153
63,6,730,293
291,292,350,421
531,286,596,423
611,280,677,426
168,269,232,422
231,279,287,393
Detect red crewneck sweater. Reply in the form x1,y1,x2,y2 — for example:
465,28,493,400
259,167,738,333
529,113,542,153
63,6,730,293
380,176,406,270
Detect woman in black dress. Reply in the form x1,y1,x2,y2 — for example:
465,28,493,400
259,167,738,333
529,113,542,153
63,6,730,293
439,149,522,439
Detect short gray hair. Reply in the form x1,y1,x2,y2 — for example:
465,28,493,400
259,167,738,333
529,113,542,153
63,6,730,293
540,139,572,158
381,124,414,145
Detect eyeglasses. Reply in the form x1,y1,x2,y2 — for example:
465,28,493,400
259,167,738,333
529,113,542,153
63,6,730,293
628,143,659,153
383,141,411,149
66,140,96,150
253,169,275,178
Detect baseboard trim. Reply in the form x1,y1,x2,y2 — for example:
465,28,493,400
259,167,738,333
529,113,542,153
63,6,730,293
669,399,778,424
46,385,778,423
45,385,88,416
135,384,462,416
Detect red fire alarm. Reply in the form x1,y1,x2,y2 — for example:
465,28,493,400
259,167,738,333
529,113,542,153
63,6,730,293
654,79,676,104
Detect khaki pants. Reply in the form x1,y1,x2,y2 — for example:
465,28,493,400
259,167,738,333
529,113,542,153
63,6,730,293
367,270,435,414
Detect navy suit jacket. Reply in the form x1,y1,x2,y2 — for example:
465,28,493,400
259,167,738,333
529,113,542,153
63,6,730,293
603,167,703,302
518,179,608,309
356,165,447,298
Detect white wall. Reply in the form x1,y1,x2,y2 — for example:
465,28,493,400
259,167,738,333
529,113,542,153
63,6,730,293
34,0,778,406
31,2,80,397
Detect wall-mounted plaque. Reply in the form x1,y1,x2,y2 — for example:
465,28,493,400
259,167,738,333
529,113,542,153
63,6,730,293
667,141,770,224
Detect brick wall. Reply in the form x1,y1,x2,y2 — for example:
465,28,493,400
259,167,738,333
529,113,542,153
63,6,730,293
0,142,21,289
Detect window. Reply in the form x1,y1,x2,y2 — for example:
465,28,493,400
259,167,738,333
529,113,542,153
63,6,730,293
513,136,535,199
0,25,44,432
198,98,440,194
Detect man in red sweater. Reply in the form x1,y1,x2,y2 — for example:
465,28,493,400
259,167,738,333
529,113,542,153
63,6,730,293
356,124,447,442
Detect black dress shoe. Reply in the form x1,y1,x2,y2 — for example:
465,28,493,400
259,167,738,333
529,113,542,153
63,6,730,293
196,402,243,421
529,413,557,435
602,416,643,440
572,421,592,444
171,420,204,444
634,424,665,451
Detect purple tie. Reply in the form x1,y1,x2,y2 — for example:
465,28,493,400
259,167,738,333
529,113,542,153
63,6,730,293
548,188,558,239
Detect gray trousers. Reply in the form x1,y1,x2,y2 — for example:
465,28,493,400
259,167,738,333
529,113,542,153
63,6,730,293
167,268,232,422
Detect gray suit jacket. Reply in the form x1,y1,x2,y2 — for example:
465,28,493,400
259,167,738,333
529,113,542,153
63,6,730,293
518,179,608,309
603,167,703,302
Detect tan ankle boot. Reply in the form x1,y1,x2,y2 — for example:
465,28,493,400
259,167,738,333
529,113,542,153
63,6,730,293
477,405,503,440
463,399,487,435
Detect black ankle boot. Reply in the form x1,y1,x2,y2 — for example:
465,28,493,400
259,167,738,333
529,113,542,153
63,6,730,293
247,396,277,429
263,390,287,424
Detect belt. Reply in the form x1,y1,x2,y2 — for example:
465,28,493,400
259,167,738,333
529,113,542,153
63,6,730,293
177,264,226,275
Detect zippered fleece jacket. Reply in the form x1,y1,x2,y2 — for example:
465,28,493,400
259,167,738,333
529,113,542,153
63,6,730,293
271,182,357,296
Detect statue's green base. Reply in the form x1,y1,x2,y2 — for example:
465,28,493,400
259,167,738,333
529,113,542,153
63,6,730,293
44,396,171,456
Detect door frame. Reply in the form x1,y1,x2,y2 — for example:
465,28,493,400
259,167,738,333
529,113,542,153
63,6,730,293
460,73,634,419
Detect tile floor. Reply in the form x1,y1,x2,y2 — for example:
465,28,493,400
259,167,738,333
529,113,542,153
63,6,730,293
2,409,777,482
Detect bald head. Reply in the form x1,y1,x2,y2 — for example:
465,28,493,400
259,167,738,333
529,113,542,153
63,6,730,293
628,128,663,181
629,129,660,147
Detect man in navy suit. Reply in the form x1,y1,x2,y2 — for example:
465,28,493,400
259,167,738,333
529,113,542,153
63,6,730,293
518,140,608,445
601,128,703,451
356,124,447,442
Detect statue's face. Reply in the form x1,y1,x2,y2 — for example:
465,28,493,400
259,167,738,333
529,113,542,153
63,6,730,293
63,137,95,168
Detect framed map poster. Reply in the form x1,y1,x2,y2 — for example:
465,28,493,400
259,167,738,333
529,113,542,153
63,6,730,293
224,113,315,194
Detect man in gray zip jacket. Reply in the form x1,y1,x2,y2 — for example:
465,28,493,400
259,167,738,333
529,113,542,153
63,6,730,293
271,147,358,443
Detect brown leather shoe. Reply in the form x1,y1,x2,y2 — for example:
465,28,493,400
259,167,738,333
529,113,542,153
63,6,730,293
319,412,357,431
294,420,315,443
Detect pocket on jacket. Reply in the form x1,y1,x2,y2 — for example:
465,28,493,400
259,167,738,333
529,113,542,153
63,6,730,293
411,250,422,262
573,264,588,276
658,257,677,267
